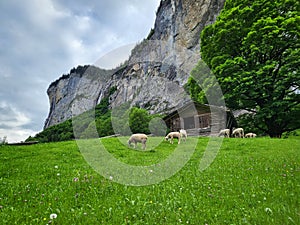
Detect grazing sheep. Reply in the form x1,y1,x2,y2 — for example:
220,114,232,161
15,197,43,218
179,129,187,142
128,133,148,150
245,133,257,138
218,129,230,138
165,132,181,144
232,128,244,138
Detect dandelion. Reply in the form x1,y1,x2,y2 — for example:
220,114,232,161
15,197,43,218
265,207,272,214
50,213,57,219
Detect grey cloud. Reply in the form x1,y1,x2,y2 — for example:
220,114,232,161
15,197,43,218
0,0,160,142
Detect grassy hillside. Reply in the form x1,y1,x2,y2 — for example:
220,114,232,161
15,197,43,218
0,137,299,224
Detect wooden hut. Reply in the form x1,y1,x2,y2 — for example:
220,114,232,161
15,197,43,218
163,101,236,136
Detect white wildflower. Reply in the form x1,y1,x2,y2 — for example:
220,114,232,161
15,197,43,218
50,213,57,219
265,208,272,214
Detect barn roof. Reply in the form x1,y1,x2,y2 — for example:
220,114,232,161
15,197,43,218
163,101,228,121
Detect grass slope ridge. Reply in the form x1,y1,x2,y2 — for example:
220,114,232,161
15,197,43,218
0,138,299,224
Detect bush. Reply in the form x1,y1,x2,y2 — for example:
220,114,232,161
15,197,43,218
129,107,151,134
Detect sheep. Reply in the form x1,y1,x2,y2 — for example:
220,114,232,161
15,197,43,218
218,129,230,138
245,133,257,138
179,129,187,142
232,128,244,138
128,133,148,150
165,131,181,144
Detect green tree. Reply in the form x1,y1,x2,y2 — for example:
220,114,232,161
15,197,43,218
200,0,300,137
129,107,151,134
96,114,114,137
187,60,225,105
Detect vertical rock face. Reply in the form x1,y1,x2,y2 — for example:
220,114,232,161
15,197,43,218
44,0,225,129
108,0,225,113
44,66,113,128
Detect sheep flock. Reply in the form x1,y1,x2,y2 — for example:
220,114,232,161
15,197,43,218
218,127,257,138
127,127,257,150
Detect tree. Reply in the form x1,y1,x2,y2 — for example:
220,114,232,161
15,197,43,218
0,136,8,145
200,0,300,137
96,115,114,137
129,107,151,134
187,60,225,105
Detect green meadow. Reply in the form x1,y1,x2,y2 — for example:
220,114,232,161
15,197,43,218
0,137,299,224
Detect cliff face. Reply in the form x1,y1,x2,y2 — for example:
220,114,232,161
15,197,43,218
44,0,225,129
44,66,114,128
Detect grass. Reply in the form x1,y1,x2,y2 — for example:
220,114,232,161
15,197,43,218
0,137,299,224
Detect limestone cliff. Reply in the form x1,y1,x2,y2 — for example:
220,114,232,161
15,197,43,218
44,65,114,128
44,0,225,129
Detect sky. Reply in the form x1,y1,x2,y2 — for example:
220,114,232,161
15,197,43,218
0,0,161,143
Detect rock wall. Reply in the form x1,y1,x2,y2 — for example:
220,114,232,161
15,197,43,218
44,66,114,128
44,0,225,129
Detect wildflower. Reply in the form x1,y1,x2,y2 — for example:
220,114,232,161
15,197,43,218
109,176,113,180
0,205,3,209
50,213,57,219
54,165,58,169
149,169,153,173
57,173,60,176
73,177,79,182
265,207,272,214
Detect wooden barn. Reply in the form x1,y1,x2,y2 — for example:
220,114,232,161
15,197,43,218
163,101,236,136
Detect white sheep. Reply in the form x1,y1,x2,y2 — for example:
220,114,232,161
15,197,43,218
245,133,257,138
179,129,187,142
128,133,148,150
232,128,244,138
165,131,181,144
218,129,230,138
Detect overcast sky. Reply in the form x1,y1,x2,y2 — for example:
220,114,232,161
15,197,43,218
0,0,161,143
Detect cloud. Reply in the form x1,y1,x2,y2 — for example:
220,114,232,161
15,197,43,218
0,0,160,142
0,128,37,144
0,102,30,128
0,102,37,143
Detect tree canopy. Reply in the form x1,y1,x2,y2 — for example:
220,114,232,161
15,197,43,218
199,0,300,137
